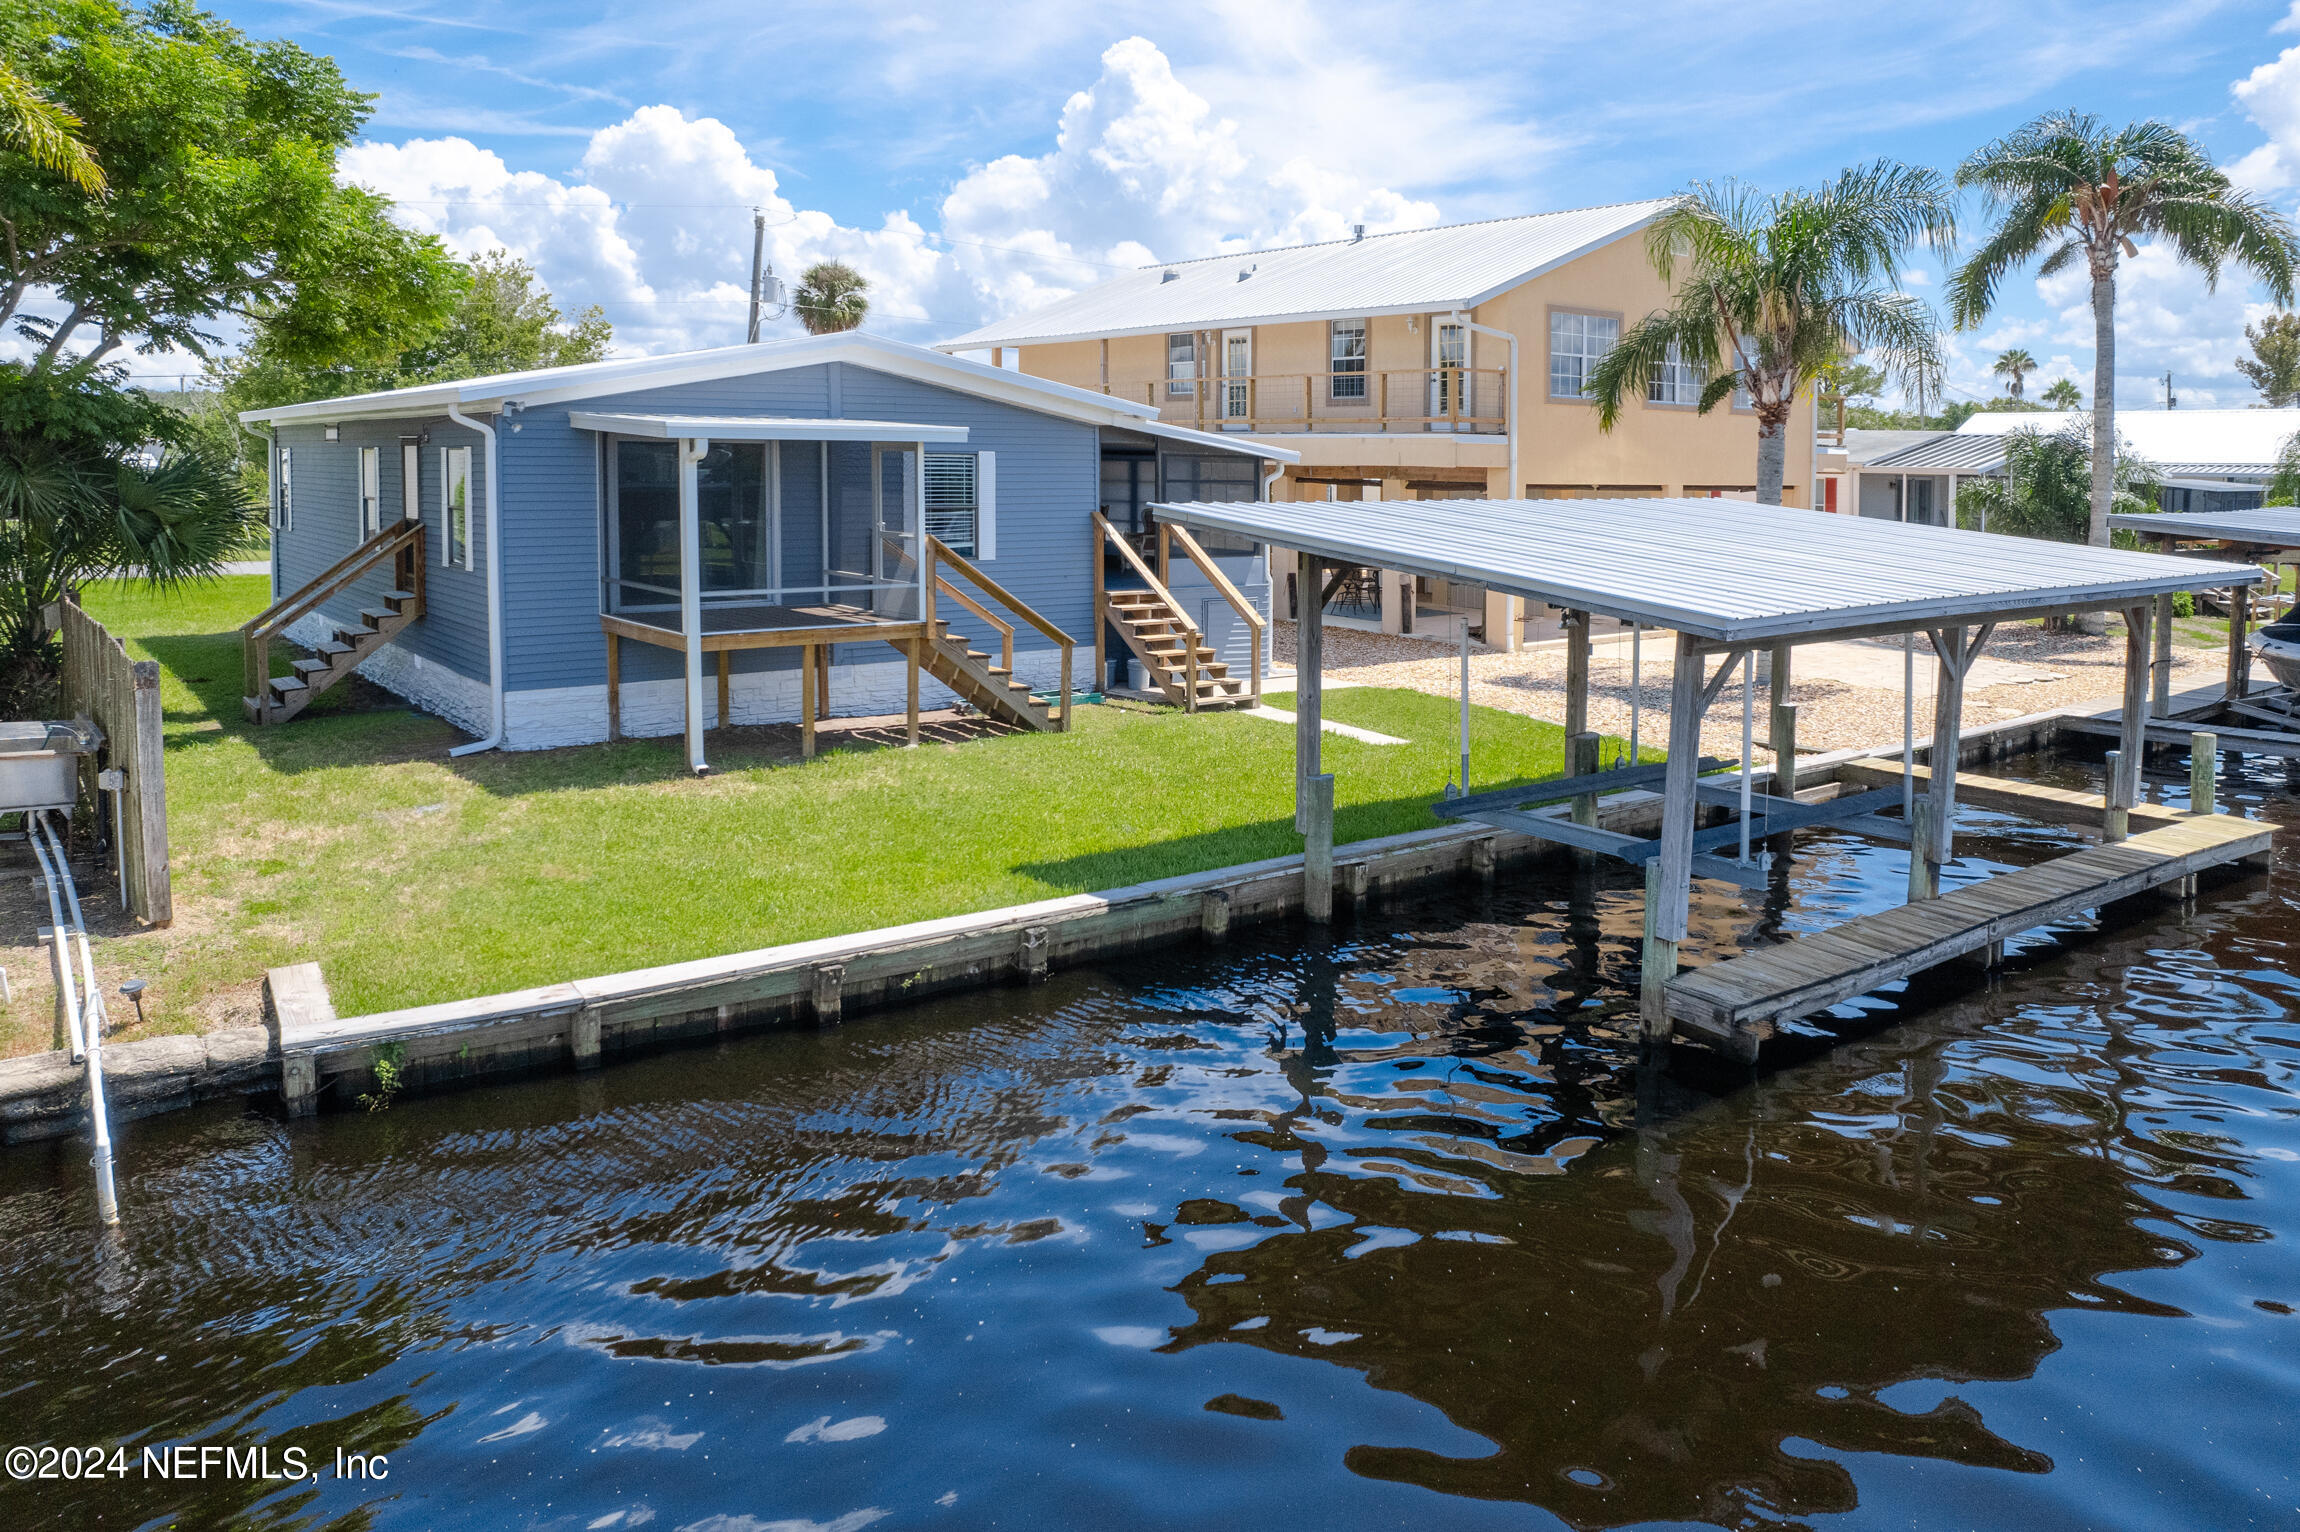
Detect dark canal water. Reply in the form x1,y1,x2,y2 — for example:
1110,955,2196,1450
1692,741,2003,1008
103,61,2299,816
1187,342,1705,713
3,751,2298,1530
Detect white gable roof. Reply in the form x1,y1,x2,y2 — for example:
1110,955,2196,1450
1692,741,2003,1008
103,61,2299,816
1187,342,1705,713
233,331,1295,459
1956,408,2300,471
937,199,1677,351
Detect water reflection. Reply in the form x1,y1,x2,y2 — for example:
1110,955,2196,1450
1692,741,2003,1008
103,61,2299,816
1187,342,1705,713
0,750,2293,1529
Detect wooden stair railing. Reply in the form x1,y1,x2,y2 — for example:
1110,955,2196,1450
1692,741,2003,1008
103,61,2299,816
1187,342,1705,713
1157,521,1265,708
1091,512,1252,712
920,535,1078,731
242,520,425,724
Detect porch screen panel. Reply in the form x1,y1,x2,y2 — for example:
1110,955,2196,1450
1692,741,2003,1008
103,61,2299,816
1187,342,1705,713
828,442,873,587
698,442,768,592
615,439,680,605
778,441,824,596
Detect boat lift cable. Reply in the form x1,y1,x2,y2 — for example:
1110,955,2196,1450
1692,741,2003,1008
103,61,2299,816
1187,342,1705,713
27,809,119,1226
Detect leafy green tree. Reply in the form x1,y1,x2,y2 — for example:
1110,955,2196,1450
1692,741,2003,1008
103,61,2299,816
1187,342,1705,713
1816,356,1888,405
2265,431,2300,507
1586,161,1956,503
0,0,463,368
794,261,869,335
1991,347,2038,397
1951,113,2298,546
1958,423,2159,542
2041,377,2083,410
0,48,102,192
0,363,254,705
2236,312,2300,408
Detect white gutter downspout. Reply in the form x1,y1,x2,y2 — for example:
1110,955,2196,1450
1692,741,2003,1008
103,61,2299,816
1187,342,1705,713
1456,311,1520,650
446,403,505,757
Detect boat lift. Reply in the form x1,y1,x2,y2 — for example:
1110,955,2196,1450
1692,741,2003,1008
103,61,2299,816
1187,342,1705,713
0,721,120,1225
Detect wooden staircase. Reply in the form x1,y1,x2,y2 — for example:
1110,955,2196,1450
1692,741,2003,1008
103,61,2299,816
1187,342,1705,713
914,535,1075,732
1093,512,1263,713
243,520,425,724
1102,590,1250,709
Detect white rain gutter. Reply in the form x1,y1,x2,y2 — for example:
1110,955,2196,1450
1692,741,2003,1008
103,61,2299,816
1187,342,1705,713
445,403,505,756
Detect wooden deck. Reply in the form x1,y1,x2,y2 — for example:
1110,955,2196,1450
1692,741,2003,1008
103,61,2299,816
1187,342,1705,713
600,603,925,651
1664,809,2272,1059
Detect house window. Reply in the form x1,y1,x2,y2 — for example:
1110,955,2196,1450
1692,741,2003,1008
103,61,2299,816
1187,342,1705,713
697,442,768,591
276,447,293,531
1549,311,1619,398
923,452,979,557
1167,333,1197,398
400,441,421,521
441,446,473,569
612,439,678,605
358,445,381,536
1329,319,1367,400
1648,342,1702,406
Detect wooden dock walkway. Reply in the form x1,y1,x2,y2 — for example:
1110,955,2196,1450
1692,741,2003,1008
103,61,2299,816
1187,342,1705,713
1665,810,2272,1059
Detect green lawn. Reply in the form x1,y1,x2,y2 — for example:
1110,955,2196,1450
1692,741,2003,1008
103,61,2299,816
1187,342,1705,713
57,576,1604,1036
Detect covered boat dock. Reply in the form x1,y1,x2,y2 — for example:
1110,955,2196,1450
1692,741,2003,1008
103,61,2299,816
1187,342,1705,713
1149,495,2269,1057
2107,505,2300,756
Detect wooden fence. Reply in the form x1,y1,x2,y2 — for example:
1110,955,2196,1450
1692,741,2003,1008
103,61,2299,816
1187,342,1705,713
57,595,171,925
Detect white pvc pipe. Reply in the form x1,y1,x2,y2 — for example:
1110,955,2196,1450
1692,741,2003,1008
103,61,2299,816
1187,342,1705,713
31,813,117,1225
1457,621,1470,794
679,437,709,772
1740,660,1755,864
1629,623,1642,765
446,403,505,757
1903,631,1916,820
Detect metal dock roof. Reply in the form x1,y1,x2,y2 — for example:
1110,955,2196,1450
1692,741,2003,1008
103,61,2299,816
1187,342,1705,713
1153,496,2265,644
2109,506,2300,548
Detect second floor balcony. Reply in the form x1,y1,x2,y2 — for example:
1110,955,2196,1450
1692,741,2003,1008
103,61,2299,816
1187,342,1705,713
1129,367,1510,436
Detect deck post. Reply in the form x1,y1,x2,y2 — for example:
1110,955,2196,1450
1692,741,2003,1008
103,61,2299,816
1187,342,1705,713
1769,642,1796,793
679,436,709,774
2151,591,2174,719
2225,580,2251,701
1564,610,1596,829
799,645,816,759
717,650,731,730
905,637,921,747
1641,632,1706,1042
605,630,621,742
1296,551,1323,833
2108,603,2150,842
2191,731,2217,815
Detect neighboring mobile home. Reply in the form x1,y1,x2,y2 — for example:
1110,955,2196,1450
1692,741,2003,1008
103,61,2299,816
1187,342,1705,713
238,333,1292,769
938,200,1819,648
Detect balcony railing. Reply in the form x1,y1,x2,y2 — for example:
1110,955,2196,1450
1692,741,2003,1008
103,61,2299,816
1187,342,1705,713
1131,368,1509,435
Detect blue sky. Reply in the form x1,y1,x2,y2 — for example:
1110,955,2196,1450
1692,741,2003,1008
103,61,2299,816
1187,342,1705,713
181,0,2300,409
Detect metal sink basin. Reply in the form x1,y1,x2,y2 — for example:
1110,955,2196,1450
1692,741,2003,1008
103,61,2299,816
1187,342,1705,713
0,720,98,815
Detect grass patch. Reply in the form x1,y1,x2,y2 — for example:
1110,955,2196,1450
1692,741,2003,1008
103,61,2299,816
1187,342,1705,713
40,577,1618,1036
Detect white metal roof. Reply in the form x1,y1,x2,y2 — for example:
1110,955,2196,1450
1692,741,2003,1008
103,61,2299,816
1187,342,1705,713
1957,408,2300,471
938,199,1676,351
2110,506,2300,546
1862,434,2009,473
568,412,970,444
1151,496,2264,644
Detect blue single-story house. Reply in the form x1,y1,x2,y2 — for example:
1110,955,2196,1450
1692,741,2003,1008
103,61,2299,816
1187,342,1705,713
238,333,1294,770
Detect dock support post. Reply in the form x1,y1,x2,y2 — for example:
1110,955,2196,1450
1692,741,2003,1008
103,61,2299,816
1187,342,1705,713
2109,603,2150,842
1019,925,1050,983
1201,887,1232,943
2226,582,2251,701
1563,610,1590,740
800,646,817,759
1907,799,1938,901
1640,632,1706,1042
1341,858,1369,909
811,963,845,1027
1568,732,1600,828
1469,835,1496,887
570,1009,601,1069
1304,772,1335,923
2152,591,2174,720
1769,642,1796,794
281,1054,317,1118
267,962,333,1118
1913,624,1971,901
2191,731,2218,816
1296,551,1323,832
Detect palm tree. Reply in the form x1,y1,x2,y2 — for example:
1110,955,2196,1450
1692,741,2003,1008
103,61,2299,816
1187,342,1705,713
1951,113,2297,546
2041,377,2083,410
1586,160,1956,504
0,58,104,192
1991,347,2038,398
794,261,869,335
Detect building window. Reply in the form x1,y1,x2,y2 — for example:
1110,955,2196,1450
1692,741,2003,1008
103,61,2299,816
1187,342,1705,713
1329,319,1367,400
358,445,381,536
276,447,293,531
1549,311,1618,398
401,442,421,521
441,446,473,569
1167,333,1197,398
1648,342,1702,406
923,452,979,557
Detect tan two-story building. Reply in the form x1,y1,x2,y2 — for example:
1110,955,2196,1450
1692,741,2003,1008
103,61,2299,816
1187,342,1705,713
941,199,1819,648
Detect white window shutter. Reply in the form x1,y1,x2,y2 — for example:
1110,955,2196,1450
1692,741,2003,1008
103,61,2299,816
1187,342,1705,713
977,450,996,560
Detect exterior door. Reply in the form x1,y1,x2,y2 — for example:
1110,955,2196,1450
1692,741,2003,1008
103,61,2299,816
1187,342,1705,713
1220,330,1252,428
1429,320,1469,430
869,445,919,611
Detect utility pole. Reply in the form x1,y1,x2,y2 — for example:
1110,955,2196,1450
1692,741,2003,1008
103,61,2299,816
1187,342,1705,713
2164,370,2179,409
747,208,767,344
